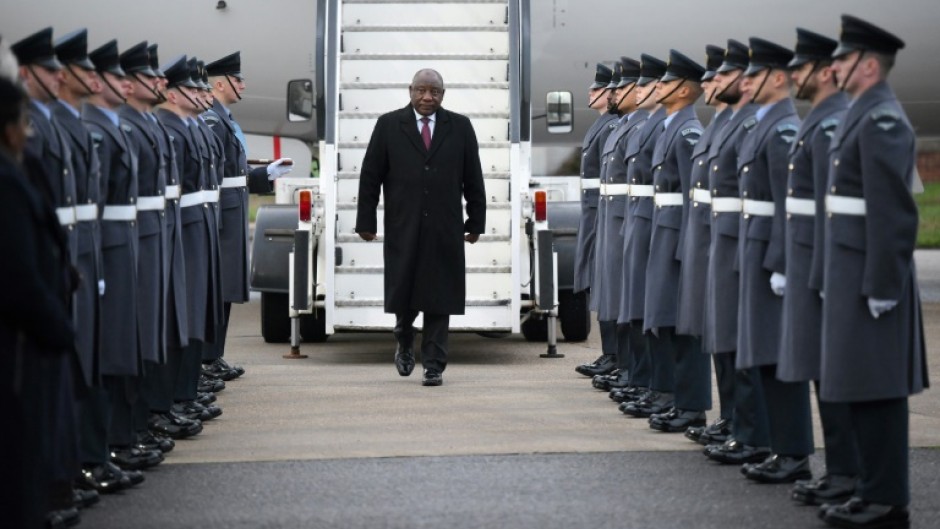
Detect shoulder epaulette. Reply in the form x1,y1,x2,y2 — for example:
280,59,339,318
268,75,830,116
120,123,134,134
776,123,799,143
742,117,758,130
870,106,902,131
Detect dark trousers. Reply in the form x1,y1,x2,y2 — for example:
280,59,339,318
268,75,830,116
78,375,129,464
848,397,909,506
732,364,770,447
202,302,232,361
626,323,651,388
175,340,205,402
142,347,182,413
759,365,813,457
614,323,631,373
108,375,137,448
647,328,676,393
713,352,735,420
814,380,860,478
598,320,617,359
395,311,449,374
672,333,712,412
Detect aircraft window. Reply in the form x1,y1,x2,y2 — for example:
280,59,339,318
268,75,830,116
287,79,314,122
546,91,572,134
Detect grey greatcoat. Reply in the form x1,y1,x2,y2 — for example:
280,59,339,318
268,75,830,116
735,99,800,370
573,112,618,294
592,113,633,320
50,100,103,388
153,115,188,350
777,93,847,382
644,105,702,330
676,108,731,337
355,105,487,315
618,108,667,325
820,81,928,402
157,109,218,343
203,100,272,303
703,103,757,354
194,118,225,342
83,104,140,377
121,106,168,365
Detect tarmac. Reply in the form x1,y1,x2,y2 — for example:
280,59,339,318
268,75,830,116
80,250,940,528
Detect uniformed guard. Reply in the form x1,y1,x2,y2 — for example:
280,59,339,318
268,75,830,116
574,63,619,378
701,40,770,464
157,55,223,423
203,50,292,380
50,29,118,506
679,45,736,445
778,28,858,506
147,48,204,441
118,41,182,455
11,27,85,521
644,50,710,433
733,37,812,484
589,58,645,395
83,39,158,477
617,54,669,418
818,15,927,529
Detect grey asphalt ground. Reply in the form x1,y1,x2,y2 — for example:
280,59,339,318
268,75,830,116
78,250,940,528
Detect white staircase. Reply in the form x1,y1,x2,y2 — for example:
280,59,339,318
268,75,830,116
321,0,525,332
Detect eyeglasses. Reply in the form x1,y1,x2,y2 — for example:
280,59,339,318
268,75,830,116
411,86,443,98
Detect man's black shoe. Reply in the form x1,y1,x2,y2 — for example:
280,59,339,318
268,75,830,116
422,370,443,386
395,343,415,377
76,464,128,494
45,507,80,529
621,392,674,418
705,439,771,465
110,446,164,471
819,497,910,528
650,409,707,433
744,454,812,484
137,431,175,454
198,374,225,393
575,355,616,377
73,488,99,509
149,412,202,439
196,391,217,406
697,417,732,446
792,474,856,506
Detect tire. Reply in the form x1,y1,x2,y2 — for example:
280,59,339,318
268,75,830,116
521,315,548,342
300,310,328,343
559,289,590,342
260,292,291,343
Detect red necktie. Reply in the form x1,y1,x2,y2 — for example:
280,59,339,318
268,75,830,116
420,116,432,150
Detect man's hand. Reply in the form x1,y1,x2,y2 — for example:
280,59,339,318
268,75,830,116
267,158,294,180
464,233,480,244
357,232,376,241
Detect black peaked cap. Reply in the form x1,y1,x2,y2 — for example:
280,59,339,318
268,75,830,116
147,44,164,77
638,54,666,86
702,44,725,81
619,57,641,86
717,39,749,73
788,28,838,69
205,51,243,80
661,49,706,83
54,28,95,70
12,27,62,70
120,41,156,77
833,14,905,59
89,40,126,77
162,54,199,89
744,37,795,76
590,63,612,89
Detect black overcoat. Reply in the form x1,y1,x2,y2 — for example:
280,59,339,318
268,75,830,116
573,112,618,294
777,93,847,382
702,103,757,354
355,105,486,315
820,82,928,402
735,99,800,370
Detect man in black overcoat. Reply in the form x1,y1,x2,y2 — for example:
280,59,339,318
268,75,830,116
355,69,486,386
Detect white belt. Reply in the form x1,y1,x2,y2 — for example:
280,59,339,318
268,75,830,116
55,206,76,226
136,196,166,211
826,195,866,216
742,199,775,217
711,197,742,213
630,184,654,197
692,188,712,204
654,193,684,206
101,205,137,222
165,185,181,200
785,197,816,216
179,191,205,208
580,179,600,190
75,204,99,221
601,183,630,196
220,176,247,189
205,189,220,203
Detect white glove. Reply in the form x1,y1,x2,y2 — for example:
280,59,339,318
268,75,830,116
267,158,294,180
819,291,825,300
770,273,786,296
867,298,898,319
98,279,106,297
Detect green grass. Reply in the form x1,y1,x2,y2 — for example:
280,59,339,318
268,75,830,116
917,182,940,248
249,194,277,223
